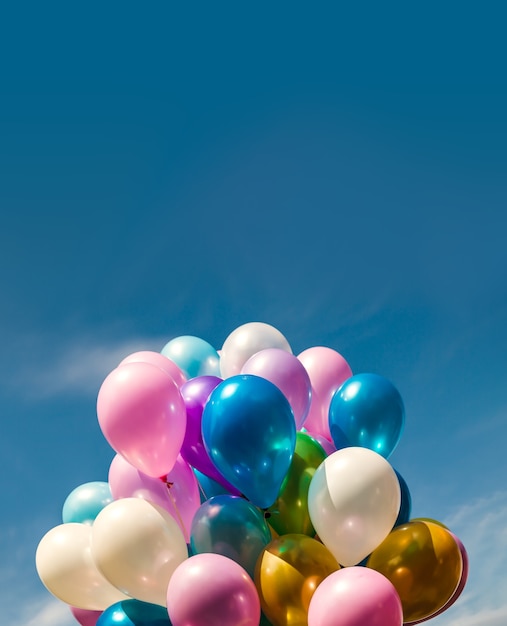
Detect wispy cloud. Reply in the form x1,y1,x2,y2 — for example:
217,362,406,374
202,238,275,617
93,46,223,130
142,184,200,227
17,596,75,626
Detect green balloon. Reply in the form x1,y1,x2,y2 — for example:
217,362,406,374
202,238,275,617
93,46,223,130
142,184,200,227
267,432,327,536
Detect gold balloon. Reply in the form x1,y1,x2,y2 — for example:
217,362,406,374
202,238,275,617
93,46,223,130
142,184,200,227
366,520,462,623
255,534,340,626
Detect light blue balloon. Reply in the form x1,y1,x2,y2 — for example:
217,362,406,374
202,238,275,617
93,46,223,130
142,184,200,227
202,375,296,509
161,335,220,379
62,481,113,524
328,373,405,458
191,495,272,578
192,468,232,503
96,599,171,626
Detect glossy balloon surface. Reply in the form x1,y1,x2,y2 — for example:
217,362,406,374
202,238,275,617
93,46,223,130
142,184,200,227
63,482,113,525
119,351,187,388
161,335,220,378
70,606,103,626
96,599,171,626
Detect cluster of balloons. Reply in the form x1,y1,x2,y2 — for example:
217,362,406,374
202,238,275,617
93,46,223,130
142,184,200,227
36,322,468,626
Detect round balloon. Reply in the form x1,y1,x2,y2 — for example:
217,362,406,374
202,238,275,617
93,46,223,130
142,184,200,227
96,599,171,626
71,606,103,626
97,361,187,478
202,375,296,509
394,470,412,527
366,520,463,623
219,322,292,379
255,534,340,626
166,553,260,626
307,566,403,626
63,482,113,525
161,335,220,378
308,447,401,566
297,346,352,440
241,348,312,429
328,373,405,458
119,351,187,388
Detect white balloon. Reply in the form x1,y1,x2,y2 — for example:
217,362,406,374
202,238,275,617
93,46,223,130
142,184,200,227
91,498,188,606
219,322,292,379
35,523,130,610
308,447,400,566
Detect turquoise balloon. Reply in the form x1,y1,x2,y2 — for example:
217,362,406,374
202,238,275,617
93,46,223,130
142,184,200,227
192,468,232,503
191,495,272,578
62,481,113,524
161,335,220,378
328,373,405,458
202,375,296,509
96,600,171,626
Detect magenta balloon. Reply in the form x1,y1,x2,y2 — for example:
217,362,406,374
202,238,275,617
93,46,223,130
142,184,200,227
70,606,102,626
167,553,260,626
241,348,312,429
180,376,240,494
308,567,403,626
97,362,187,478
108,453,200,542
298,346,353,440
119,350,187,388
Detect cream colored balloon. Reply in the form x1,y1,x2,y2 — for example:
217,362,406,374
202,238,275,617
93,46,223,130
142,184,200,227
91,498,188,606
308,447,401,566
35,522,130,610
220,322,292,379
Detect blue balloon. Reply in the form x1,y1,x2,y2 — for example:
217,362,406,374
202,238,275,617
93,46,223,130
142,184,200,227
394,469,412,527
328,373,405,458
192,468,232,503
62,481,113,524
161,335,220,378
191,494,272,578
96,600,171,626
202,375,296,509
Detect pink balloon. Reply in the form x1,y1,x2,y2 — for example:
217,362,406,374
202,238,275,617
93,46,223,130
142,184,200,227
241,348,312,429
298,346,353,440
167,553,260,626
119,350,187,388
70,606,102,626
308,567,403,626
108,453,200,542
97,361,187,478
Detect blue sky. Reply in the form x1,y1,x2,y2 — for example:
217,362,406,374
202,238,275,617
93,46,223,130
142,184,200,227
1,3,506,625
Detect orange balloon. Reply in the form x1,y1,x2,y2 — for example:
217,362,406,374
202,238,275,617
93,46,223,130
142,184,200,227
366,520,462,623
255,534,340,626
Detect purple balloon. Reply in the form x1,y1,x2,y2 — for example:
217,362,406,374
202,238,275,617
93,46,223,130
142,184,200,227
180,376,240,494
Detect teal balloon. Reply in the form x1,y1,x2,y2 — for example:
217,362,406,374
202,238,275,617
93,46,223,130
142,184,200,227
202,375,296,509
62,481,113,525
394,469,412,527
328,373,405,458
190,494,272,578
96,600,171,626
192,468,232,503
161,335,220,378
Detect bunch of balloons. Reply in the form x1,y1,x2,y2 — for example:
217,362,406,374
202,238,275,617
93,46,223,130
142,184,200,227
36,322,468,626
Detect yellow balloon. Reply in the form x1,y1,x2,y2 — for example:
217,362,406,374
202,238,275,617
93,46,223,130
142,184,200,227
366,520,462,623
255,534,340,626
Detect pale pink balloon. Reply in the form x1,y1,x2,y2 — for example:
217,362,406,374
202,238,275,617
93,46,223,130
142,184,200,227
167,553,260,626
70,606,102,626
298,346,353,440
108,453,201,542
97,361,187,478
119,350,187,388
308,567,403,626
241,348,312,429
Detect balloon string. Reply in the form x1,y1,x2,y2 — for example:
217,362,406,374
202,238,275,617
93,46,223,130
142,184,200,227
197,480,208,502
165,482,186,534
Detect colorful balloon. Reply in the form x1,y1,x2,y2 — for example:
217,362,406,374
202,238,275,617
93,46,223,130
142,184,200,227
394,470,412,527
241,348,312,429
36,523,129,610
91,498,188,606
308,447,400,566
97,361,187,478
190,495,272,577
192,468,232,502
267,432,327,536
297,346,352,440
366,520,463,623
328,373,405,458
108,454,201,543
119,350,187,387
202,375,296,508
307,566,403,626
63,482,113,525
219,322,292,379
161,335,220,379
96,599,171,626
166,553,260,626
70,606,103,626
